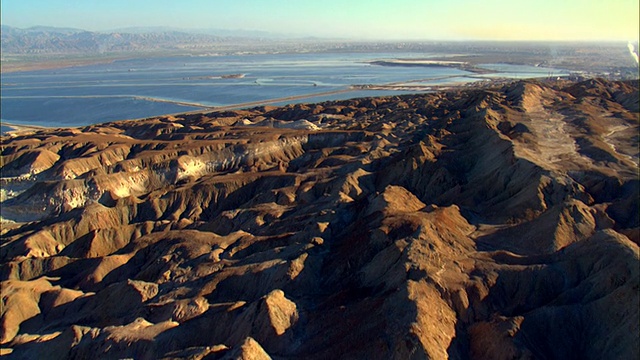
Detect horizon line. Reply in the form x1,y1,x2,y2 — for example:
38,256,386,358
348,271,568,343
2,24,638,43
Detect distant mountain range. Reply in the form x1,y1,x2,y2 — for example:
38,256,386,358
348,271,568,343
0,25,284,55
106,26,284,39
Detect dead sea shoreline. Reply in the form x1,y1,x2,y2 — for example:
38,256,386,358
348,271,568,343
1,78,510,136
0,74,555,138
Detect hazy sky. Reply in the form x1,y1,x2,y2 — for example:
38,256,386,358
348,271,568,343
1,0,639,41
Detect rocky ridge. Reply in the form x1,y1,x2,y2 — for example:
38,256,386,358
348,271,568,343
0,78,638,359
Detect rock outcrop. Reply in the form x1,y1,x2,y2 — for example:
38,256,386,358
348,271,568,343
1,79,638,359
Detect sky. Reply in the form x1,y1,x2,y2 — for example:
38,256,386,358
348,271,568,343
1,0,639,41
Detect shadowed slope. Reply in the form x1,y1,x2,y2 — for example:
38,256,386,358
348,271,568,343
1,79,638,359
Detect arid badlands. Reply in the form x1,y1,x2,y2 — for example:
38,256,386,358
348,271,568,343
1,78,639,359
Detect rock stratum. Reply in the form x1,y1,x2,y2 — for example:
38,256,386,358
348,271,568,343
1,78,638,359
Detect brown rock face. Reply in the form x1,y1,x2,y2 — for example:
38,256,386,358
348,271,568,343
1,79,638,359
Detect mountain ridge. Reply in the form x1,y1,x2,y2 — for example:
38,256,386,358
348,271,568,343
0,78,638,359
0,25,265,55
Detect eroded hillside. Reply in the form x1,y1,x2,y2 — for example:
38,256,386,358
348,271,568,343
1,78,638,359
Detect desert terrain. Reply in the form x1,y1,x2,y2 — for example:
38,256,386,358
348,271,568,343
0,78,638,359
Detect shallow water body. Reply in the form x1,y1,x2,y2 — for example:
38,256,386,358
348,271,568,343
1,53,567,132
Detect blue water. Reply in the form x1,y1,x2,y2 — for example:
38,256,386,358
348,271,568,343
1,53,568,132
0,123,14,133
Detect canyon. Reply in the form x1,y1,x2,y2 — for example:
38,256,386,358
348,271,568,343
1,78,638,359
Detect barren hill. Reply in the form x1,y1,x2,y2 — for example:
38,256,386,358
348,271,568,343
1,78,638,359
